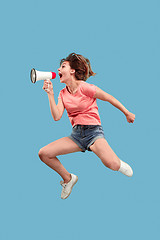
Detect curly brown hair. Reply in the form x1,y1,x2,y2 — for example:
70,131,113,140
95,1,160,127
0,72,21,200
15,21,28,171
60,53,96,81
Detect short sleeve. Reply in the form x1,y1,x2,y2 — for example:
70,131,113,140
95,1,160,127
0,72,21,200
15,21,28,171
58,88,66,101
80,82,96,98
58,89,65,106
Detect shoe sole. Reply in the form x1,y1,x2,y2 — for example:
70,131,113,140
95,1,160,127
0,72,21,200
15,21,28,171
61,176,78,200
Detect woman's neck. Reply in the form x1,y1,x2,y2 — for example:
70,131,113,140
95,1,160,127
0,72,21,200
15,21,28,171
66,79,82,94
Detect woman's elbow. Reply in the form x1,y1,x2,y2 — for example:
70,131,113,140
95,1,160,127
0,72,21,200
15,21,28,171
53,114,62,121
54,116,61,121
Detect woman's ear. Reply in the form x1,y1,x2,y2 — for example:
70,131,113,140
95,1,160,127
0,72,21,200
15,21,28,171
70,69,75,75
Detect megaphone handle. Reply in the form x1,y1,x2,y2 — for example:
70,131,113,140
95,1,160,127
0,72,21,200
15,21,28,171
46,79,50,92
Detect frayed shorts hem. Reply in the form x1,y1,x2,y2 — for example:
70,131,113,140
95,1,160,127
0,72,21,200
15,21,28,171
68,136,86,152
68,135,105,152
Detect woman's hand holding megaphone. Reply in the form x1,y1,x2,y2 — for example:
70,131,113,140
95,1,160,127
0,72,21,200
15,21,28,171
42,80,54,95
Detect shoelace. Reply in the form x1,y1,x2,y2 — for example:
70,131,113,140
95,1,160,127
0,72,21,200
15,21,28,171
60,182,68,193
60,181,67,188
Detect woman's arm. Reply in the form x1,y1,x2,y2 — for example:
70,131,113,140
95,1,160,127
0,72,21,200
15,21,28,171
48,95,65,121
94,86,135,123
43,80,65,121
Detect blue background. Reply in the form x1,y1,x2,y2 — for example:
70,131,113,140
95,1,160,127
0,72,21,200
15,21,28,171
1,0,159,239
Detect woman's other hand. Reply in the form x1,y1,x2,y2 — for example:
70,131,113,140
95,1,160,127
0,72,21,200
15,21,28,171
126,111,135,123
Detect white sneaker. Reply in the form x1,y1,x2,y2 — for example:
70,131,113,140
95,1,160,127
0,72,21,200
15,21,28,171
118,160,133,177
60,173,78,199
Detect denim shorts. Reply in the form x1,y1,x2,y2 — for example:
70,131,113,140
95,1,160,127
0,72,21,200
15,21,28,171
68,125,105,152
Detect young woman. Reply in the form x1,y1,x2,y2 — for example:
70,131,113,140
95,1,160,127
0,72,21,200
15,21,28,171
38,53,135,199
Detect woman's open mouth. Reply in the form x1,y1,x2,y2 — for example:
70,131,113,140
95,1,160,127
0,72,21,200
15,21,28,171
59,73,63,78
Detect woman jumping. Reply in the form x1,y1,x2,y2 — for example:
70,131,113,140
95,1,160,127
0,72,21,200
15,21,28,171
38,53,135,199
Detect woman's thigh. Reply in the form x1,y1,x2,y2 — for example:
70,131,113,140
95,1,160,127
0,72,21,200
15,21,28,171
39,137,82,158
89,138,120,170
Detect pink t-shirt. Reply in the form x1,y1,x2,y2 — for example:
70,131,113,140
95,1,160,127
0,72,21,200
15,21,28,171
58,81,101,127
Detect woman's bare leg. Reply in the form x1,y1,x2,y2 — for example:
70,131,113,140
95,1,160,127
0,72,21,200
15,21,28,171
38,137,82,183
89,138,121,171
90,138,133,176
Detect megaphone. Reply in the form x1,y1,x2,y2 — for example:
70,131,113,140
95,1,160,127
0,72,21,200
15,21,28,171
30,68,56,83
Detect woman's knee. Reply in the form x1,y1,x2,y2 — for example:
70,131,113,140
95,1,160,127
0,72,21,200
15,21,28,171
38,147,47,161
112,159,120,171
100,155,120,171
107,157,120,171
38,146,57,161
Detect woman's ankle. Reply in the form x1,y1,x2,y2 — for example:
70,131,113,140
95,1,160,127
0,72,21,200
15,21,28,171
63,173,72,183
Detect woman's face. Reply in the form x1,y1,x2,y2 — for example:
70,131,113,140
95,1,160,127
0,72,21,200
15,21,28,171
58,61,75,83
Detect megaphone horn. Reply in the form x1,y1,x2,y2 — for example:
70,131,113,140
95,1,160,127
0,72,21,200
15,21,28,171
30,68,56,83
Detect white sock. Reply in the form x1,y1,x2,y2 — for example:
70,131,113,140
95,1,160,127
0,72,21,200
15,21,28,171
118,160,133,177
